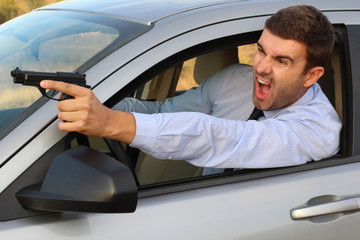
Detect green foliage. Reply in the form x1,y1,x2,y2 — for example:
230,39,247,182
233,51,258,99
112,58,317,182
0,0,63,24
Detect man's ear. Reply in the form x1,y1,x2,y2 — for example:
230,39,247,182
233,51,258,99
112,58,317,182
303,66,324,87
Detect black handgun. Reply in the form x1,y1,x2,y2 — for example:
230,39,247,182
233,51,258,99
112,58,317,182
11,67,91,101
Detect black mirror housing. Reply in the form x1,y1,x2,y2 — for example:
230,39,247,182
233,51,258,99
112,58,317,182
16,146,137,213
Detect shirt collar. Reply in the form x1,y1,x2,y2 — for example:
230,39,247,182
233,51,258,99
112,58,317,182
262,83,317,119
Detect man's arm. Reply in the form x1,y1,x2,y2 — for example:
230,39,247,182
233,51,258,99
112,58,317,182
41,78,341,169
113,98,164,113
39,68,217,141
130,108,341,169
114,64,252,117
113,80,214,114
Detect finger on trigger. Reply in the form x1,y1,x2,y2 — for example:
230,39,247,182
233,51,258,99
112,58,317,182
40,80,84,98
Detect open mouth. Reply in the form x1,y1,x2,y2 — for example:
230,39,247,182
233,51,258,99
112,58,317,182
258,79,269,86
256,78,271,100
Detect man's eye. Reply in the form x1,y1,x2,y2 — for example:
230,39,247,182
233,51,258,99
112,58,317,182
277,59,287,65
257,47,265,54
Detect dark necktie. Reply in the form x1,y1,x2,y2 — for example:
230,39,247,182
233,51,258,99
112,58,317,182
223,107,264,173
247,107,264,120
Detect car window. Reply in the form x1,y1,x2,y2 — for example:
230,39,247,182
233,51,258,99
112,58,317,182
0,9,152,139
105,29,346,186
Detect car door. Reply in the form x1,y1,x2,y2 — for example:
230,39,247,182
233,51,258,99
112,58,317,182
1,10,360,240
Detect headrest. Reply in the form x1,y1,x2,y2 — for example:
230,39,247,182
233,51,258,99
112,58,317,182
193,47,239,84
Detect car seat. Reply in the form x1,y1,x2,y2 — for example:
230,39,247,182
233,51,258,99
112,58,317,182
136,47,239,185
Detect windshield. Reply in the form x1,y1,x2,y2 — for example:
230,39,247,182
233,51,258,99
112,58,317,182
0,9,151,139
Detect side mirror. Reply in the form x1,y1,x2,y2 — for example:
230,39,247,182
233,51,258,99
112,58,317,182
16,146,137,213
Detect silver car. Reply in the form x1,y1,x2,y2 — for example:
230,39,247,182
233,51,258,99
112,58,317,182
1,0,360,239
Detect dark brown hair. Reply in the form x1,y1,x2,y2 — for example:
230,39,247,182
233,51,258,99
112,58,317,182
265,5,335,73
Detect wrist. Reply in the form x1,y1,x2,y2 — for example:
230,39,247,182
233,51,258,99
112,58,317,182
104,110,136,144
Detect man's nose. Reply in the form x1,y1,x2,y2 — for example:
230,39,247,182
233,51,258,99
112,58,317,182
256,56,272,75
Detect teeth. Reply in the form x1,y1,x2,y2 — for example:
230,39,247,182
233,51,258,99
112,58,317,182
257,79,269,85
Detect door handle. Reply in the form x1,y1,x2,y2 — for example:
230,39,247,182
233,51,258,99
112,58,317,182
291,195,360,220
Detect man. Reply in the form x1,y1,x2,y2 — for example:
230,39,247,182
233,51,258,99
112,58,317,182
40,5,342,170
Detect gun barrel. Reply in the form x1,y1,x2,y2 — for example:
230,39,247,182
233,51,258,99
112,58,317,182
11,68,26,84
11,68,88,88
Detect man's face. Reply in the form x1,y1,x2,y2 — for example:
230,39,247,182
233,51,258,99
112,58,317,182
252,28,310,111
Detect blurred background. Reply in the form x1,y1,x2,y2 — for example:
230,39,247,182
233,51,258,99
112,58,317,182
0,0,63,24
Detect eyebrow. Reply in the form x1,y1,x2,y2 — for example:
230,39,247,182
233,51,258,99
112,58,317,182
257,42,295,64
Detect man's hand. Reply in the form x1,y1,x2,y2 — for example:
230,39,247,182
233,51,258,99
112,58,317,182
40,80,136,143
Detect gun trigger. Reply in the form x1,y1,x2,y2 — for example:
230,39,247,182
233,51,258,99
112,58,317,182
38,88,47,98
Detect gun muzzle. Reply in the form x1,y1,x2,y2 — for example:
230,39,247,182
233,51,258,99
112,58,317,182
11,67,26,84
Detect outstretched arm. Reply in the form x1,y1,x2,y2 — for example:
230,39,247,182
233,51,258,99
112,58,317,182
40,79,341,169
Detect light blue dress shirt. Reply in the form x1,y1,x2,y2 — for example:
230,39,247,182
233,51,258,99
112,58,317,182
125,65,342,169
114,64,255,174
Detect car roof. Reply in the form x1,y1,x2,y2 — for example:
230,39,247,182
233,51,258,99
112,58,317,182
39,0,360,25
39,0,250,24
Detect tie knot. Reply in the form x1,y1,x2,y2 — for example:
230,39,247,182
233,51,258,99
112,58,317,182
248,107,264,120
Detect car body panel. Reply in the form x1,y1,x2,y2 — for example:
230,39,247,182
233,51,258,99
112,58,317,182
1,160,360,239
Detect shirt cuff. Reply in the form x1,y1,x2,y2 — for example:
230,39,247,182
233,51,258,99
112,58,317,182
129,112,157,153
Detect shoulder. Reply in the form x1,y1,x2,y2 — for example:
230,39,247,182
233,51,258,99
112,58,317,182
203,63,253,86
221,63,253,75
273,83,340,123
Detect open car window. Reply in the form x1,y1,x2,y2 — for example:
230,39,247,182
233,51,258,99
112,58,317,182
100,27,346,187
